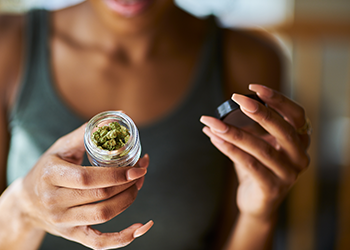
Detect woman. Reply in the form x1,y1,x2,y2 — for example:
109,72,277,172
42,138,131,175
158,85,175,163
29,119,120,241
0,0,310,249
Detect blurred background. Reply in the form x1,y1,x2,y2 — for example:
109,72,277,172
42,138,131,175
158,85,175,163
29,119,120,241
1,0,349,249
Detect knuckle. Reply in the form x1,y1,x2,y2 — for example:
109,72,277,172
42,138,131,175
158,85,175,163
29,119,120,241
261,143,275,160
230,129,244,141
274,92,285,104
41,169,52,183
285,126,298,143
76,169,90,187
40,158,56,183
94,205,113,223
41,192,56,209
246,158,260,170
93,187,112,200
262,108,273,124
116,232,133,248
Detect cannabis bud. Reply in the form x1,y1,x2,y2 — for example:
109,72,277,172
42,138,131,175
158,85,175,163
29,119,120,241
91,121,130,151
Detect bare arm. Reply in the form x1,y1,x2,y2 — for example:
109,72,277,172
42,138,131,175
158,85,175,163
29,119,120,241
0,14,22,194
0,12,155,250
202,86,309,250
0,181,46,249
0,78,9,196
204,29,307,250
0,13,46,250
0,124,153,250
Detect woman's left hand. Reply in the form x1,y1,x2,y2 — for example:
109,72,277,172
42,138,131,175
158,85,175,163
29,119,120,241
200,84,311,221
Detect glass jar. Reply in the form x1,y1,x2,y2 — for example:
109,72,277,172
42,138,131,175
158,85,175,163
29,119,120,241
84,111,141,167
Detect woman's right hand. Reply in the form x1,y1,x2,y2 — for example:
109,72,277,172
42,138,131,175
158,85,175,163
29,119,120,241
19,124,153,249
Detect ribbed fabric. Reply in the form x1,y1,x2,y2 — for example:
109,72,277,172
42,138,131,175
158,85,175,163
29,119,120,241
7,9,230,250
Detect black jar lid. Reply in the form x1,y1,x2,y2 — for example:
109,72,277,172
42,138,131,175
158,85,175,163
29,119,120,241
215,94,264,128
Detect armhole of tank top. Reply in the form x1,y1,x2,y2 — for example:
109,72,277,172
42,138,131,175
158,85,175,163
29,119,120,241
8,9,45,122
208,18,226,105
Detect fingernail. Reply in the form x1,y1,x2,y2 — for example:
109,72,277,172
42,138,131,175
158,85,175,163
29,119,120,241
202,127,225,144
127,168,147,181
138,154,149,169
232,94,259,113
134,220,154,238
200,116,228,133
249,84,274,98
211,127,229,134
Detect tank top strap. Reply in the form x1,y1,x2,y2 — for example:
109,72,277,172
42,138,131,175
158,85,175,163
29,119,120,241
10,9,49,122
193,15,225,98
190,15,225,107
208,16,225,103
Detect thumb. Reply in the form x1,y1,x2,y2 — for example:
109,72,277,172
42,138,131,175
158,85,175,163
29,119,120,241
49,123,87,164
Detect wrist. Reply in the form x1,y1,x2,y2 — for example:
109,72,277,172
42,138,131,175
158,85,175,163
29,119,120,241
238,203,280,224
237,212,277,229
224,212,278,250
2,178,33,226
0,178,45,249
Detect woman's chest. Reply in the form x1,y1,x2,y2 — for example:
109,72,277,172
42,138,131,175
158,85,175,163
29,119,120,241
50,42,199,125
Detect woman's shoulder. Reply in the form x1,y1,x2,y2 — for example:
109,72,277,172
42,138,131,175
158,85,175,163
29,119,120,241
223,27,283,56
0,13,25,107
221,27,284,94
0,13,24,59
0,13,24,31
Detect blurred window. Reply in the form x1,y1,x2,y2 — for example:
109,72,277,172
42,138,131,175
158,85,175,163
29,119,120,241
176,0,294,28
1,0,294,28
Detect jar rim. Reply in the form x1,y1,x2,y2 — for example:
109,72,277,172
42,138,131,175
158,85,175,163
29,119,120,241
84,111,140,164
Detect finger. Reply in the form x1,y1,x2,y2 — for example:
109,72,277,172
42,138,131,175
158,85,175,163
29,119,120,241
249,84,306,129
231,94,309,168
249,84,311,148
59,185,139,226
127,153,149,190
133,220,154,238
46,156,147,189
54,181,137,207
71,220,153,250
133,155,149,190
135,176,145,190
55,155,149,206
201,118,298,182
202,126,277,189
48,123,87,165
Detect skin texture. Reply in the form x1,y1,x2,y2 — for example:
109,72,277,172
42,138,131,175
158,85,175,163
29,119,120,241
0,0,309,249
201,85,310,249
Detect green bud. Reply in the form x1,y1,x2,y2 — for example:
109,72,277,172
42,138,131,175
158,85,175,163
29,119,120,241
91,121,130,151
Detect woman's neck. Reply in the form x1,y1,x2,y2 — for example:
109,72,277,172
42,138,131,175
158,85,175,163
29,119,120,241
53,1,193,64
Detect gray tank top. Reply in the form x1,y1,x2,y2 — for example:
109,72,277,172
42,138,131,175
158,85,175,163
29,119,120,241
7,9,230,250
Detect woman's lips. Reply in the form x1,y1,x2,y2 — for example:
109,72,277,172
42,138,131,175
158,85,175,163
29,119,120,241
103,0,153,17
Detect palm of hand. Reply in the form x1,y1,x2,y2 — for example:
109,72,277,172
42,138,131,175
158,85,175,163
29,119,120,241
235,164,268,217
234,133,286,220
235,163,281,220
